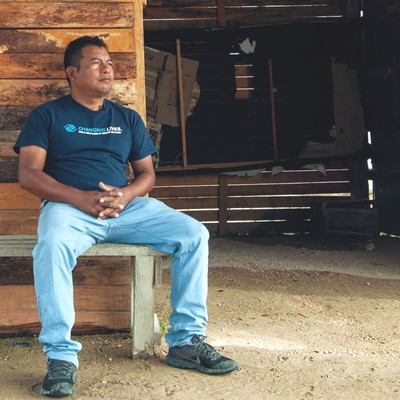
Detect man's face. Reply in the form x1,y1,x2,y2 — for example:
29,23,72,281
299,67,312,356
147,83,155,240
69,45,114,97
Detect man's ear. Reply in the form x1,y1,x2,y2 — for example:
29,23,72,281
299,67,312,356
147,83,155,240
66,66,76,81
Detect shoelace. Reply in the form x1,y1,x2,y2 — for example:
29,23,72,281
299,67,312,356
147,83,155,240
47,361,75,379
193,337,221,361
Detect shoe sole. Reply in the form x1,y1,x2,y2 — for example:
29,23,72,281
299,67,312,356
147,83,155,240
166,355,238,375
40,382,75,398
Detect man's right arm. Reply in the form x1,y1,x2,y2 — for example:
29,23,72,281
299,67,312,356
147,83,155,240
18,145,121,217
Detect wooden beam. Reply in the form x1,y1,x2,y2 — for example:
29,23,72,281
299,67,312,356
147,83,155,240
218,174,228,236
0,3,134,29
0,29,135,54
134,0,146,120
176,39,188,167
131,255,155,358
216,0,227,27
268,59,278,161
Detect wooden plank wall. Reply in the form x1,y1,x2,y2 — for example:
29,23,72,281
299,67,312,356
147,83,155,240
143,0,345,30
1,256,131,335
0,0,145,335
151,163,352,236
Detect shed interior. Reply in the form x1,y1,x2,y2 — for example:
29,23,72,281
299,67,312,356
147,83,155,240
0,0,399,335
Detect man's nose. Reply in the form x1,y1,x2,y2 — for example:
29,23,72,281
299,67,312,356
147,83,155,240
100,62,112,73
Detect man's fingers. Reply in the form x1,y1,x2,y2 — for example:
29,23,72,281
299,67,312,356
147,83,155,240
99,195,123,205
97,207,121,220
99,181,122,196
99,181,112,191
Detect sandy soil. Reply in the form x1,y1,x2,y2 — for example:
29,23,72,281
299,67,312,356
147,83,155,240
1,234,400,400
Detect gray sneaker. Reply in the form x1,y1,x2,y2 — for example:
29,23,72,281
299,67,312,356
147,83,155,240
166,335,238,375
40,359,77,397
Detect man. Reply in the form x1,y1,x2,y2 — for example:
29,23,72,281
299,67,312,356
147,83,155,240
14,36,237,398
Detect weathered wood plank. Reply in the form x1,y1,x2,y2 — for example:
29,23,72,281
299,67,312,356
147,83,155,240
159,197,218,209
73,311,130,334
143,3,342,30
154,169,349,187
227,208,310,221
0,311,130,335
0,53,136,79
226,182,350,196
0,156,18,182
0,0,132,2
0,131,20,143
0,3,134,29
0,29,135,54
0,235,167,257
150,185,218,198
0,185,41,210
0,210,38,234
0,80,138,108
226,219,311,235
0,256,131,285
0,143,15,157
226,194,351,209
224,169,350,184
144,0,341,15
0,285,131,311
235,77,254,89
0,106,33,131
0,183,41,209
143,0,341,5
76,286,131,311
154,174,219,186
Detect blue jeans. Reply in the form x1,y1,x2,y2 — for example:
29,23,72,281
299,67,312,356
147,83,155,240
33,197,209,367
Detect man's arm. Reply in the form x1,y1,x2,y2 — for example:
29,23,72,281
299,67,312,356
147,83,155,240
18,145,123,218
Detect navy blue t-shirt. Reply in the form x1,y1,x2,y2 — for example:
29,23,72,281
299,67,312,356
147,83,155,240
14,95,156,191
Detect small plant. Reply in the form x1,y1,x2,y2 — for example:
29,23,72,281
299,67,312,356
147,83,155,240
159,320,168,336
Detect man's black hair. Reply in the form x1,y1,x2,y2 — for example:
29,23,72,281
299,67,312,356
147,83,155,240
63,36,109,85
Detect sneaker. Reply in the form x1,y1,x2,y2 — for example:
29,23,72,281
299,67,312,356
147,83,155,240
166,335,238,375
40,359,77,398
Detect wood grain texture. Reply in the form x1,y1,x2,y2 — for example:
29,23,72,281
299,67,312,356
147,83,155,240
0,183,41,209
0,210,38,234
0,311,130,335
0,29,135,54
0,256,131,286
0,80,138,108
0,3,134,29
134,0,147,120
0,53,136,79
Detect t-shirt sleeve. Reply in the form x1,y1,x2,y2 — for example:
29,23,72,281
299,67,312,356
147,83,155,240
129,114,157,161
13,107,50,154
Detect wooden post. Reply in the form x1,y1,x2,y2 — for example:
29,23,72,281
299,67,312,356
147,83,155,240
131,255,155,359
218,174,228,236
216,0,226,27
134,0,146,121
268,58,278,161
176,39,188,168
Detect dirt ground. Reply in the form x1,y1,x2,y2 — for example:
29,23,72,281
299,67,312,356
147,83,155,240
1,234,400,400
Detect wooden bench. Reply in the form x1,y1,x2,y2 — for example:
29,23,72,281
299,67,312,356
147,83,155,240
0,234,169,359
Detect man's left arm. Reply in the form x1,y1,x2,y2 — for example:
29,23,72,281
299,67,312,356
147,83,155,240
97,155,156,219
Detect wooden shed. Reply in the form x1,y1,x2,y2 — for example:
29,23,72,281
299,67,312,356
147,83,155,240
0,0,399,335
0,0,147,335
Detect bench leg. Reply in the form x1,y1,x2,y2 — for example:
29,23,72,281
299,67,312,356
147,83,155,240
130,255,155,359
